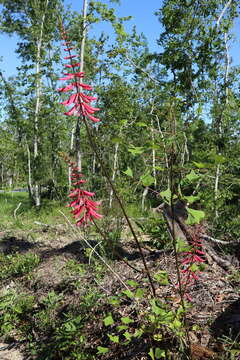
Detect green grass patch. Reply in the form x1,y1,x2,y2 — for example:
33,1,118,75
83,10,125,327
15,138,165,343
0,191,69,230
0,252,40,281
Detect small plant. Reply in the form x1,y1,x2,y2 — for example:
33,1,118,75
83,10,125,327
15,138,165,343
99,278,189,359
0,252,40,281
0,290,35,338
64,259,86,275
135,215,170,250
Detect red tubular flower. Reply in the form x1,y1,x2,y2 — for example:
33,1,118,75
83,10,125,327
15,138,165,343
65,158,102,227
58,28,100,123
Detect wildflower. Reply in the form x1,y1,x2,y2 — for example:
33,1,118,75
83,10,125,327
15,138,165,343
58,27,102,227
66,157,102,227
58,28,100,123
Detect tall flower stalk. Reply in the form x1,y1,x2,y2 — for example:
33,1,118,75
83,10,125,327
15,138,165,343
57,22,156,297
58,22,102,227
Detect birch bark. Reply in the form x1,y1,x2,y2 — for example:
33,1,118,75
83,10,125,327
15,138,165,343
32,0,49,207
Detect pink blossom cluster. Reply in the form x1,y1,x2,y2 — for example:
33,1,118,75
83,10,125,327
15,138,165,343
67,159,102,227
57,29,100,123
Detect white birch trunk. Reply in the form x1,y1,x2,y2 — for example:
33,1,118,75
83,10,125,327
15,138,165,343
156,115,170,188
32,0,49,207
75,0,88,171
214,33,230,218
109,142,119,208
151,117,157,188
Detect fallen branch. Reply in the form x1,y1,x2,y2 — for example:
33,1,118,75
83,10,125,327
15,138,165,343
200,234,239,245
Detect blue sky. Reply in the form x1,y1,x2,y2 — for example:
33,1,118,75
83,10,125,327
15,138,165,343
0,0,161,76
0,0,239,77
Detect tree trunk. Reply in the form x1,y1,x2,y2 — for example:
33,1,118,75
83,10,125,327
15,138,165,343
32,0,49,207
109,141,119,208
74,0,88,170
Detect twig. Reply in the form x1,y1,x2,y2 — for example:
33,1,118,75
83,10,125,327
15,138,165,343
59,210,130,291
125,53,161,85
88,240,102,265
216,0,232,27
13,202,22,219
200,234,239,245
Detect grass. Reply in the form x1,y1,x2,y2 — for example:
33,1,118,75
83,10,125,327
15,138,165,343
0,191,70,231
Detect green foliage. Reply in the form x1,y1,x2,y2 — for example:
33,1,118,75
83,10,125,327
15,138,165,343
100,280,188,358
186,207,205,225
0,291,35,337
0,252,40,280
135,215,170,249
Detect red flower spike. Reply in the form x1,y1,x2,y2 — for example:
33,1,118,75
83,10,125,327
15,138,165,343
86,114,100,122
58,27,102,224
57,84,74,92
64,158,102,227
178,224,206,301
59,33,98,121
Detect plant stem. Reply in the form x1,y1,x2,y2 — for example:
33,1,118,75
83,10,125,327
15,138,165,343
82,117,156,297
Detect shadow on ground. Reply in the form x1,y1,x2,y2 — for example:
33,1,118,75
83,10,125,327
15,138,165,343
0,236,37,254
211,298,240,343
0,236,146,263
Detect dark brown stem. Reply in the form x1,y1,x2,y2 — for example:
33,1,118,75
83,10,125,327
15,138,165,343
82,117,156,297
169,105,192,358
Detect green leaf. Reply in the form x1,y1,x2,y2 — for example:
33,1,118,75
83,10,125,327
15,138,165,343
153,334,163,341
103,314,114,326
160,188,172,203
122,289,134,298
150,299,165,316
148,348,155,360
155,348,166,358
186,208,205,225
154,166,164,171
128,146,144,155
117,325,128,331
176,238,191,253
121,316,134,324
214,154,226,164
108,296,120,306
140,173,155,186
123,167,133,177
171,319,182,329
97,346,109,354
189,263,198,272
186,170,200,182
123,331,132,340
107,334,119,343
126,280,138,287
135,288,144,298
111,136,122,144
193,161,207,169
136,121,147,127
133,328,143,338
183,195,199,204
154,271,169,285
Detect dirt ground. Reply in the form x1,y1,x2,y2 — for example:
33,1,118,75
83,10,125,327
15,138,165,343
0,224,239,359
